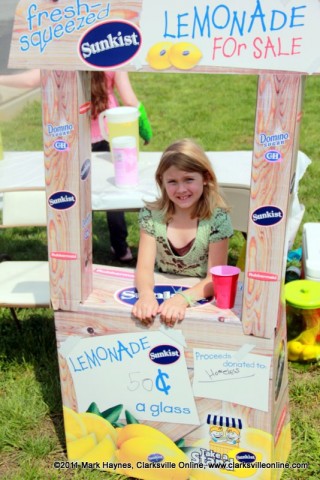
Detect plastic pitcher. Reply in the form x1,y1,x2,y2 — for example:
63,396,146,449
99,106,140,155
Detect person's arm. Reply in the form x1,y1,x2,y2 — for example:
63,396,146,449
132,229,159,325
0,69,40,89
114,71,139,106
158,238,229,327
114,71,153,144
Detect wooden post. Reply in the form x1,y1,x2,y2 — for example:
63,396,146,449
41,70,93,311
242,74,305,338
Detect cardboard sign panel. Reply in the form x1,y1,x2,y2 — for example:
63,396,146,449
8,0,320,73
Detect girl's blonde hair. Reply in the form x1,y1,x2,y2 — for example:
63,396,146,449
146,138,229,221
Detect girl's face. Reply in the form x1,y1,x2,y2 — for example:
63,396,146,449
162,165,205,213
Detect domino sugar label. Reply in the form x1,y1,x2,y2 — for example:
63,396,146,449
79,20,141,68
264,149,282,163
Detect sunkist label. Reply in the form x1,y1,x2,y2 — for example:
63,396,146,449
48,191,76,210
79,20,141,68
251,206,283,227
115,285,210,307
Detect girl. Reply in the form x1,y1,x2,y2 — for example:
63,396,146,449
132,138,233,327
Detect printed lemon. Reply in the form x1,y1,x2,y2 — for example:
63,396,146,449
67,433,97,460
116,423,177,448
146,41,173,70
79,434,116,466
168,42,202,70
116,436,190,480
78,412,117,443
63,406,87,439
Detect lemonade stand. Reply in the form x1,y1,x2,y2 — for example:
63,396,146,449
8,1,320,478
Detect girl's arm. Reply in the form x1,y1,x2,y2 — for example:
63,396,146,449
0,69,40,89
114,71,139,107
132,229,159,325
158,238,229,326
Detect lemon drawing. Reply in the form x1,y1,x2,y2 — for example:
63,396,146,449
168,42,202,70
67,433,97,460
116,423,176,448
63,406,87,439
78,411,117,443
146,41,173,70
116,436,190,480
79,435,116,466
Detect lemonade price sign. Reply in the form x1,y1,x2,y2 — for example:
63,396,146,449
60,331,200,425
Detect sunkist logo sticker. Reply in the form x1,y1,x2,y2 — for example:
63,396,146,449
251,206,283,227
114,285,210,307
48,191,76,210
149,345,180,365
79,20,141,68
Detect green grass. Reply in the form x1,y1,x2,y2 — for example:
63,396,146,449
0,73,319,479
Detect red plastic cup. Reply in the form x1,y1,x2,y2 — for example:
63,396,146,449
210,265,241,309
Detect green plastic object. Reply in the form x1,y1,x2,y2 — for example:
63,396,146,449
138,102,153,143
285,280,320,310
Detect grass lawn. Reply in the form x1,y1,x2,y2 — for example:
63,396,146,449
0,73,319,479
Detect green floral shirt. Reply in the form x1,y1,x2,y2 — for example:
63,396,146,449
138,207,233,278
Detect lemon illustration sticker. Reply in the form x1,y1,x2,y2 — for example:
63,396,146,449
146,41,202,70
169,42,202,70
146,41,173,70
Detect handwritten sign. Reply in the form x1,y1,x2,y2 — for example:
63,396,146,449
139,0,320,73
60,331,200,425
9,0,320,73
192,347,271,412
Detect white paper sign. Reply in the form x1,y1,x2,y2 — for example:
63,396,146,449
193,348,271,412
139,0,320,73
61,331,199,425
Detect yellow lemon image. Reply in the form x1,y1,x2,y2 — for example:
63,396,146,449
146,41,173,70
116,436,190,480
67,433,97,460
168,42,202,70
79,434,116,466
116,423,176,448
63,406,87,439
78,412,117,443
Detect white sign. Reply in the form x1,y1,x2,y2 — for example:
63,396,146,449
60,331,200,425
8,0,320,73
193,347,271,412
139,0,320,73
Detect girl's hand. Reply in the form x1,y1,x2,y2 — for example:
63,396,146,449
157,294,189,328
132,293,159,326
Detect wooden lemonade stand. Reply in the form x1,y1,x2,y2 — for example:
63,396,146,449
8,1,320,478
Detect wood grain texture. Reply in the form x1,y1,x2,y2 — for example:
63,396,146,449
242,74,305,338
54,265,290,445
41,71,92,310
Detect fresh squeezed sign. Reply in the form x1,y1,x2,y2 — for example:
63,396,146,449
9,0,320,73
140,0,320,73
59,331,200,425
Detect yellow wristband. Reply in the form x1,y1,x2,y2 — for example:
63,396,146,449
175,290,194,307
